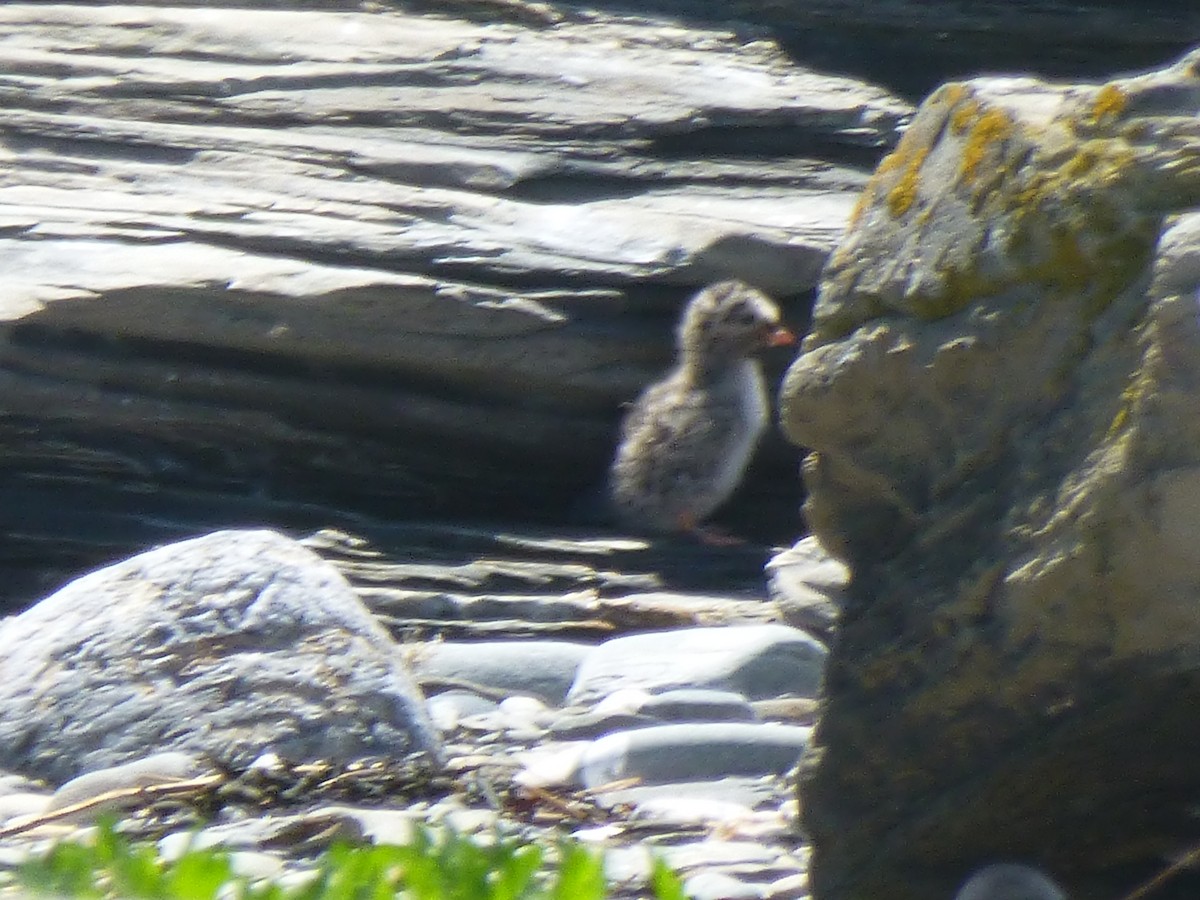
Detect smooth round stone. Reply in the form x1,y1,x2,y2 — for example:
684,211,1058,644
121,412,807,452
426,690,498,732
47,752,213,812
635,689,757,722
228,851,285,881
0,792,52,824
567,624,827,705
0,530,441,783
574,722,811,789
682,871,768,900
594,776,782,814
410,640,590,705
310,806,418,846
766,535,848,639
498,695,552,728
550,687,756,737
547,710,655,740
955,864,1067,900
627,794,754,826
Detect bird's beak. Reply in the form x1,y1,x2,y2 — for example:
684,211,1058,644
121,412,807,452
765,325,796,347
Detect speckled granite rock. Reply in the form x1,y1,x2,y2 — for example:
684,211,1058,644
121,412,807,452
0,530,441,784
780,49,1200,900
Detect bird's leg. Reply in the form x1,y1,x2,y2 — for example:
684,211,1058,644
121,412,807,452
677,513,744,547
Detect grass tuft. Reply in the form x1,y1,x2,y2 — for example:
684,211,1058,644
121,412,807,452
13,818,685,900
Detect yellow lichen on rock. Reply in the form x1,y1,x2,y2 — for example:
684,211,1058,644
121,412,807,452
871,131,932,220
950,97,981,135
957,107,1014,186
886,144,929,218
1089,83,1128,125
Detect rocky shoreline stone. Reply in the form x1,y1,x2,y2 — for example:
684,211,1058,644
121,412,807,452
0,530,441,784
782,45,1200,900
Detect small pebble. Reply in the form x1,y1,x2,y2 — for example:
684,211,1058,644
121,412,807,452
682,870,768,899
575,723,811,789
426,690,498,732
955,864,1067,900
765,536,848,640
47,752,213,814
410,640,590,705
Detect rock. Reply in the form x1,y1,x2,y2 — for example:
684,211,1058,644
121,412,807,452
46,752,214,815
539,0,1200,99
682,870,769,900
0,4,913,600
567,624,827,705
572,723,811,789
549,687,756,738
765,535,849,640
780,48,1200,900
663,839,797,897
426,690,499,733
0,530,441,783
598,777,788,824
631,688,759,723
955,865,1066,900
409,639,590,705
0,791,52,827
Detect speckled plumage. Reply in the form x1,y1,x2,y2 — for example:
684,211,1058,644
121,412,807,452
607,280,793,535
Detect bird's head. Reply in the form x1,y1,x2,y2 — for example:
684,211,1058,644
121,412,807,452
678,280,795,371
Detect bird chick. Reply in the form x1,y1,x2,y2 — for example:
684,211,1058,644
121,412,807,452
607,280,795,541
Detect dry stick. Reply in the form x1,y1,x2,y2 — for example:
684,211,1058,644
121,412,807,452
0,774,225,840
1119,844,1200,900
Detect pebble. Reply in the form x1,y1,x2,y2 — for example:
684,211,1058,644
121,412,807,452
571,722,811,789
410,639,590,705
566,624,828,705
682,870,769,899
548,687,757,740
599,776,786,819
634,688,759,722
955,864,1067,900
426,690,499,732
47,752,214,814
0,792,52,826
765,536,849,641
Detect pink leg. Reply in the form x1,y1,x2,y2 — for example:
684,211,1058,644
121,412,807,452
677,513,744,547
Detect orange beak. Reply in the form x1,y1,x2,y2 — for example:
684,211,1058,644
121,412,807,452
765,325,796,347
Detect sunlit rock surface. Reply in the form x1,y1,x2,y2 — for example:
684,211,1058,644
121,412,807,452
0,530,441,784
0,3,917,603
780,49,1200,900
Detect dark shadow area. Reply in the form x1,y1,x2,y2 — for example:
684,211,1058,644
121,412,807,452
394,0,1200,102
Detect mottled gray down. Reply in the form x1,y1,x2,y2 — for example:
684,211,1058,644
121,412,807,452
0,530,441,784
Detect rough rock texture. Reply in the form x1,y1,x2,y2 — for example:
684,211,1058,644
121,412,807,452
2,1,1196,608
780,49,1200,900
0,2,915,605
0,530,441,784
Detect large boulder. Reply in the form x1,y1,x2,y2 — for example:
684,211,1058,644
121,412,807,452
780,49,1200,899
0,530,441,784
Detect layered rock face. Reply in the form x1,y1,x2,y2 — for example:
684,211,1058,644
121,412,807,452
780,50,1200,899
0,3,914,601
